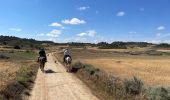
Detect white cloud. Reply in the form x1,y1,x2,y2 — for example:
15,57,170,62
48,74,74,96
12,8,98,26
78,6,90,11
150,40,161,44
9,28,22,32
156,33,161,36
116,11,126,16
156,33,170,39
64,37,87,43
139,8,145,11
49,22,64,29
157,26,165,30
46,29,62,37
77,32,87,37
63,35,109,43
150,40,170,44
77,30,97,37
62,18,86,25
88,30,97,37
37,33,45,36
49,22,62,27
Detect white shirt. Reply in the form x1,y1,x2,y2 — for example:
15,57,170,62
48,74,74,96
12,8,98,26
64,49,70,56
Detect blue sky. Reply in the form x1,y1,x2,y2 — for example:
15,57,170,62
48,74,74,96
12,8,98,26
0,0,170,43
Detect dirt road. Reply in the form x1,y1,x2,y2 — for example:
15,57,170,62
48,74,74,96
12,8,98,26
29,53,98,100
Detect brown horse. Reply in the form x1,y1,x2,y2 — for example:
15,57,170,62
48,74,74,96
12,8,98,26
38,57,46,72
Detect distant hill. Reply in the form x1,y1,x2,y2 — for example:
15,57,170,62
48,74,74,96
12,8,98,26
0,35,54,49
1,35,170,49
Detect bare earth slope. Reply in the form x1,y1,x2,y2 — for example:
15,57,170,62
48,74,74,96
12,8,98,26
29,53,98,100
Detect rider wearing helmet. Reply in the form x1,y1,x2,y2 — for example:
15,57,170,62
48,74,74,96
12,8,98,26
63,48,71,63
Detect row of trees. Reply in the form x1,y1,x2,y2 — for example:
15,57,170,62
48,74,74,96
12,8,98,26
62,42,153,49
0,36,54,49
1,35,170,49
97,42,153,49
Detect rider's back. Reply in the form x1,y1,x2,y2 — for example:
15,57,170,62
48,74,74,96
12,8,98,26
38,49,47,62
64,49,70,56
39,50,46,57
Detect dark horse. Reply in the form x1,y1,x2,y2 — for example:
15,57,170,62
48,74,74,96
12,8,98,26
38,56,46,72
64,56,72,72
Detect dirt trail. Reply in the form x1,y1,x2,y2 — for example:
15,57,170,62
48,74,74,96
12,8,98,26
29,53,98,100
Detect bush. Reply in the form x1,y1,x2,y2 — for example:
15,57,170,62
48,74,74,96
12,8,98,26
72,62,100,75
0,54,9,59
73,62,144,99
155,43,170,48
83,64,100,75
148,87,170,100
72,61,170,100
123,76,144,95
14,45,21,49
0,63,39,99
71,62,85,72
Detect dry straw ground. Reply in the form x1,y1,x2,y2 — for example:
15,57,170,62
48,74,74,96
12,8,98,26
69,48,170,86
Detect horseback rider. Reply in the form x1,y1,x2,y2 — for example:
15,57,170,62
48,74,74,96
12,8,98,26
38,48,47,62
63,48,72,63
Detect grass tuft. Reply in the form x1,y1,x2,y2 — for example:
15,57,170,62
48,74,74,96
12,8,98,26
147,87,170,100
123,76,144,95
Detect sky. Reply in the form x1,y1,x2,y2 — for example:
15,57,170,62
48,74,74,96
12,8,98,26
0,0,170,43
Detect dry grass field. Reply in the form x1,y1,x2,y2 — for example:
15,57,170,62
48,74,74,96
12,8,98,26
0,48,38,94
66,48,170,86
0,60,18,89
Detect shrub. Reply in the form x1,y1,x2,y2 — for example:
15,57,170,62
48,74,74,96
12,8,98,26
14,45,21,49
155,43,170,48
71,62,85,72
17,66,31,88
83,64,99,75
123,76,144,95
71,62,100,74
72,61,170,100
0,54,9,59
148,87,170,100
72,61,85,69
0,63,39,99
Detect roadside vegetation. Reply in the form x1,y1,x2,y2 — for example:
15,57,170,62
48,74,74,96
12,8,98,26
71,62,170,100
0,50,39,100
155,43,170,49
55,47,170,100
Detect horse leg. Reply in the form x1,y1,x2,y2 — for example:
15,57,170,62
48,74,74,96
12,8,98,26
40,65,42,71
40,63,44,72
42,63,45,72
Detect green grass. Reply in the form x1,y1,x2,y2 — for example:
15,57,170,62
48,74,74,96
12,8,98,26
17,65,33,88
0,50,37,61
